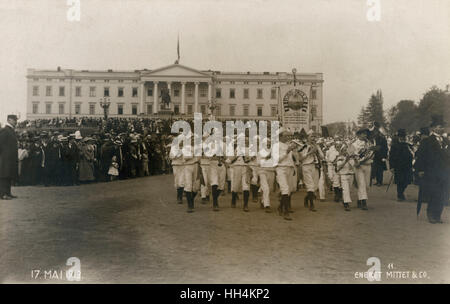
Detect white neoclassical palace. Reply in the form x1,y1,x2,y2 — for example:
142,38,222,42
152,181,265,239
26,63,324,131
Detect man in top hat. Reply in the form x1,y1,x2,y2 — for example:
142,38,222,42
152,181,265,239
414,115,449,223
389,129,414,201
0,114,19,199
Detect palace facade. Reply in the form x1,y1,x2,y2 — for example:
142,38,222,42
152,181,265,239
26,63,324,131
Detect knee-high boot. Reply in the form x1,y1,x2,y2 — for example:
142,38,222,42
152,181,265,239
185,191,194,213
281,194,292,220
177,187,184,204
212,185,220,211
231,192,237,208
251,184,258,202
243,190,250,212
304,192,309,208
308,191,317,212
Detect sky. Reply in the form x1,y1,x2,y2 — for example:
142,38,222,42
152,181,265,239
0,0,449,125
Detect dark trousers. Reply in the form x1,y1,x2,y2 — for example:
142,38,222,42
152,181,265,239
427,194,445,221
0,178,12,196
395,171,409,198
372,163,384,185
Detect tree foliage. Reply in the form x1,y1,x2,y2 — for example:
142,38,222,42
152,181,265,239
387,86,450,133
358,90,385,127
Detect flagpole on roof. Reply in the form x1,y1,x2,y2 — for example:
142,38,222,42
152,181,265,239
176,32,180,64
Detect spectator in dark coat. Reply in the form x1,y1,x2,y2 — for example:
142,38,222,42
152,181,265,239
414,115,448,224
0,115,19,199
370,122,388,186
389,129,414,201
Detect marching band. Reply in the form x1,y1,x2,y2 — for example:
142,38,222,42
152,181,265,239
168,118,449,224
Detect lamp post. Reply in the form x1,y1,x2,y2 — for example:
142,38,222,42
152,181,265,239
99,97,111,120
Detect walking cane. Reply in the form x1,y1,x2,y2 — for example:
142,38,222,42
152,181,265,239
386,171,394,193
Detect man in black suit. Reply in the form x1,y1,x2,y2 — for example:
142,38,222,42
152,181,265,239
370,121,388,186
414,115,448,224
389,129,414,201
0,115,19,200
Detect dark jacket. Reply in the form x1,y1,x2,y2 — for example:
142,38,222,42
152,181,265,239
389,140,413,184
414,134,447,197
0,126,18,179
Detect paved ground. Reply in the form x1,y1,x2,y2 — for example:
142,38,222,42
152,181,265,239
1,173,449,284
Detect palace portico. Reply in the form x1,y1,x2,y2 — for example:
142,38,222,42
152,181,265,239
139,64,213,115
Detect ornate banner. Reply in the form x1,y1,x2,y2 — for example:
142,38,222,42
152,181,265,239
281,88,309,132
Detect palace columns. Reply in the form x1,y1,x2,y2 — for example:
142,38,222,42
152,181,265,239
207,82,212,115
153,81,158,114
167,81,172,110
139,82,145,114
194,82,199,113
181,82,186,114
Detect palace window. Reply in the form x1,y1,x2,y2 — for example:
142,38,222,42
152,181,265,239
229,88,235,99
215,88,221,98
147,104,153,114
117,104,123,115
174,105,179,115
257,106,263,117
90,79,96,83
201,105,206,115
75,104,81,115
271,88,277,99
311,89,317,100
200,87,207,97
187,88,193,97
132,104,138,115
147,89,153,97
32,103,39,114
32,86,39,96
89,104,95,115
187,105,193,114
59,103,65,114
243,88,249,99
271,105,277,117
89,87,96,97
174,89,179,97
229,105,235,116
75,86,82,97
118,87,124,97
215,105,221,116
104,87,110,97
46,86,52,96
243,105,249,116
257,88,263,99
132,87,138,97
45,103,52,114
59,86,65,96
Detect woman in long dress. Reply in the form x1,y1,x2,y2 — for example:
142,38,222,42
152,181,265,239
78,138,95,182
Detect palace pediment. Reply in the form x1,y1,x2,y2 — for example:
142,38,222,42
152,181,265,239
141,64,211,78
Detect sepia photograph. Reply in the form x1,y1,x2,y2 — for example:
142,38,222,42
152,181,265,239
0,0,449,292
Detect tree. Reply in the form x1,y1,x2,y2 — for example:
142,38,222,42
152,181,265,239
389,100,419,133
357,106,371,127
417,86,450,128
365,89,386,126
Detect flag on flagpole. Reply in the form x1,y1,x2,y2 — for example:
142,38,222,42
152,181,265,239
177,33,180,63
